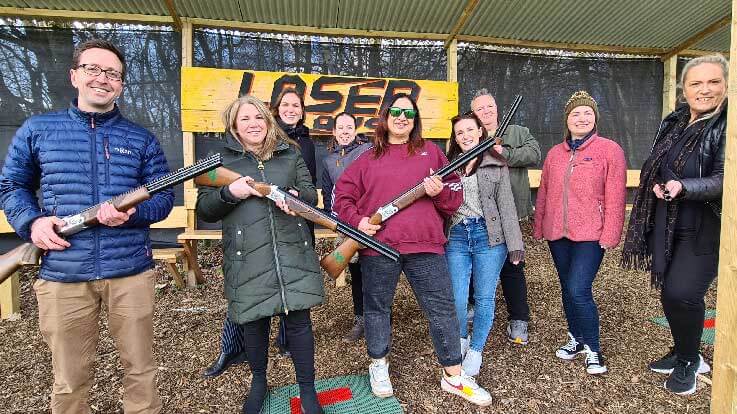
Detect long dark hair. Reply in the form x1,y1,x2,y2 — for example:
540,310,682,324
447,112,505,176
271,88,306,126
373,93,423,158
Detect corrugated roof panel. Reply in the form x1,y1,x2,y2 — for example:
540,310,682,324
0,0,731,52
0,0,169,15
232,0,338,27
173,0,243,21
692,24,730,52
337,0,466,33
462,0,730,49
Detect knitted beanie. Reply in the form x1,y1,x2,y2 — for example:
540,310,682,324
564,90,599,137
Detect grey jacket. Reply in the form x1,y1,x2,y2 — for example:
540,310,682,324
196,137,324,324
475,152,525,263
320,135,372,213
498,124,541,219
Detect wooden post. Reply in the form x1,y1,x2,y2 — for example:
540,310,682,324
447,39,458,82
0,272,20,319
711,1,737,411
180,19,200,287
662,55,677,117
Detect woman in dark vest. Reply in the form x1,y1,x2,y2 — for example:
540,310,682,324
197,95,325,414
622,54,728,396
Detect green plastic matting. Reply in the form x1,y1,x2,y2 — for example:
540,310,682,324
260,374,403,414
651,309,716,345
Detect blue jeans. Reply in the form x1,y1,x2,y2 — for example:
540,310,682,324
361,253,462,367
446,218,507,352
548,238,605,352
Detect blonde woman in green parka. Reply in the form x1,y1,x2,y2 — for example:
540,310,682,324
196,95,325,414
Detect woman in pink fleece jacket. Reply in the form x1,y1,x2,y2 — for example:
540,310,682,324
534,91,626,376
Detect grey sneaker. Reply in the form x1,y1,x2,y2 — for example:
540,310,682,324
342,315,364,343
507,320,529,345
664,358,699,395
649,348,710,375
369,358,393,398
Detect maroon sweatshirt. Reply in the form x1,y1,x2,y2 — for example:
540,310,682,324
333,140,463,256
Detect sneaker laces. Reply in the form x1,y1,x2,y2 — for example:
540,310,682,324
561,336,579,352
456,372,480,390
370,361,389,382
586,350,601,366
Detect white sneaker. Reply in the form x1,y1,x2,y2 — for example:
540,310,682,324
555,332,586,360
584,345,608,375
462,349,483,377
369,358,393,398
460,337,470,359
441,369,492,407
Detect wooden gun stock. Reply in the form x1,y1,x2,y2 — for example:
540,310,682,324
198,167,400,273
0,154,223,284
0,243,43,284
322,95,524,279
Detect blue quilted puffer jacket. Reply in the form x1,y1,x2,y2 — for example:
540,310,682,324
0,101,174,282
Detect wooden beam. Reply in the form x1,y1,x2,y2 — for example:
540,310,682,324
447,39,458,82
0,272,20,319
661,14,731,61
662,55,678,117
162,0,182,32
0,6,171,24
457,34,667,56
710,2,737,411
681,48,730,58
444,0,480,49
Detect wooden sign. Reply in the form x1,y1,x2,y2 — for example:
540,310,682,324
181,67,458,138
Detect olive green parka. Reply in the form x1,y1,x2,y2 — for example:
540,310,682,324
196,136,324,324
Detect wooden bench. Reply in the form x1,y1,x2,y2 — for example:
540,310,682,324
177,227,339,287
153,248,187,288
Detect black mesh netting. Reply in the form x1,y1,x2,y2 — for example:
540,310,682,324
458,46,664,169
0,22,183,197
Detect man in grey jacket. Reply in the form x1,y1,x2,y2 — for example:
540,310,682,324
470,88,541,345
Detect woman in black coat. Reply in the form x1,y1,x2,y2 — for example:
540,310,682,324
622,54,728,396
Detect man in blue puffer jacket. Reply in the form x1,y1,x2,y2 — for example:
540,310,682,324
0,39,173,414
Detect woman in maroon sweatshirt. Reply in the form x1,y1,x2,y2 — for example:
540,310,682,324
333,94,492,407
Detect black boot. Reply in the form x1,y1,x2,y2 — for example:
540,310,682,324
299,385,323,414
202,352,247,378
242,375,268,414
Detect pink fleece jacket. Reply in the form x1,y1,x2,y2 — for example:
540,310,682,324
533,133,627,248
333,140,462,256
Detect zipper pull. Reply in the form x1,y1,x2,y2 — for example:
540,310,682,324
257,160,264,170
104,136,110,160
91,116,95,129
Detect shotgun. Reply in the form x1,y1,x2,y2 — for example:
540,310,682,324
194,168,400,269
320,95,523,279
0,154,223,284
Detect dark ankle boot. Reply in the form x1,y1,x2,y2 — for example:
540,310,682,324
298,385,323,414
202,351,247,378
242,375,268,414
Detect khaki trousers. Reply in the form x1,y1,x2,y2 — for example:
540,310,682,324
34,270,162,414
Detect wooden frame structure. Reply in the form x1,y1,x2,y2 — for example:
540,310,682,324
0,5,736,412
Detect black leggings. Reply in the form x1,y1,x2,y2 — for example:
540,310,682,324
349,262,364,316
242,309,316,386
660,237,718,362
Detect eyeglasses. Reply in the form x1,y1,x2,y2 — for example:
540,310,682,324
75,64,123,82
388,107,417,119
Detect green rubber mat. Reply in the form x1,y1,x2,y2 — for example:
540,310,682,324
260,374,403,414
651,309,715,345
